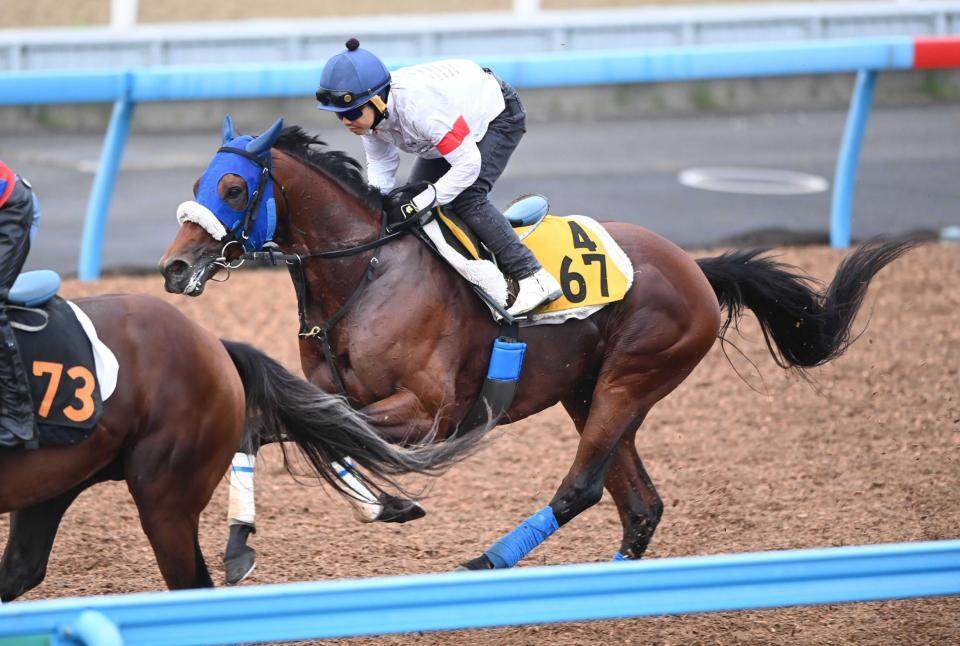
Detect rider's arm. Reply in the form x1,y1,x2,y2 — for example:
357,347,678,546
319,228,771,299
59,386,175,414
410,116,481,211
361,135,400,194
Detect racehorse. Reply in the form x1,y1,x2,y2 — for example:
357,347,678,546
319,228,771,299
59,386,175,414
0,293,477,600
159,117,918,570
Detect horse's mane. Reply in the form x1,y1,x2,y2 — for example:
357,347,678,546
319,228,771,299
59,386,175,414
274,126,384,212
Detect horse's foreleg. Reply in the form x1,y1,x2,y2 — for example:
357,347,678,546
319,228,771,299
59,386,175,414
342,389,440,524
224,451,258,586
0,485,87,601
359,390,439,444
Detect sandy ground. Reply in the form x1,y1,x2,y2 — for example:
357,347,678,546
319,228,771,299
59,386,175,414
2,242,959,644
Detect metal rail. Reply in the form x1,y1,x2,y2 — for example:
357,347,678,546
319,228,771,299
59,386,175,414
1,539,958,645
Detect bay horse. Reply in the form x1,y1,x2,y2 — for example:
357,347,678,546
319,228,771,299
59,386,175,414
0,293,477,600
159,118,917,570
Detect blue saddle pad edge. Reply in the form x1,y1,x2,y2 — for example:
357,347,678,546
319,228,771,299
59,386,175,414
10,270,61,307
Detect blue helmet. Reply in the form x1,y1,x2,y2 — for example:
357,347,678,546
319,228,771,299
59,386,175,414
315,38,390,114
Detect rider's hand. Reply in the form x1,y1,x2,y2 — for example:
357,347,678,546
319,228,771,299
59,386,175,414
391,199,419,223
385,182,436,224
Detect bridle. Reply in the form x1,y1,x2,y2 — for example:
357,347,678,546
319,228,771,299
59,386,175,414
207,148,429,281
198,152,435,400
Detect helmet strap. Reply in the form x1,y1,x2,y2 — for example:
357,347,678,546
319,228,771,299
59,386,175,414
369,86,390,129
369,94,387,115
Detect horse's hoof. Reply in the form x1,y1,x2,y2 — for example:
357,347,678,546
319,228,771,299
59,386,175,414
376,493,427,524
224,546,257,586
456,554,494,571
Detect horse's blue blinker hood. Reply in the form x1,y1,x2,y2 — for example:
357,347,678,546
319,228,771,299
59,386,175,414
195,116,284,251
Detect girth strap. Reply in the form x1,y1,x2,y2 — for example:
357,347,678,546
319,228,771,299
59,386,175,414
298,257,380,401
455,320,522,437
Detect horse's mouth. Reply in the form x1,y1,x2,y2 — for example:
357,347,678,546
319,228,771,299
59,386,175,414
183,261,218,296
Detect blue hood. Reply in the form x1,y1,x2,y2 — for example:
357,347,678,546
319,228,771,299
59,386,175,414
195,116,283,251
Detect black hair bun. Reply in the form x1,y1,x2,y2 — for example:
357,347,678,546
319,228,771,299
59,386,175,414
345,38,360,51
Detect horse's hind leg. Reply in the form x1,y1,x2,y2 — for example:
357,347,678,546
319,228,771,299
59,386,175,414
126,450,221,589
460,362,691,570
130,491,212,590
562,387,663,561
0,484,88,601
605,431,663,560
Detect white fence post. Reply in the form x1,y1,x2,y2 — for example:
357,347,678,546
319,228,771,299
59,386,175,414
110,0,138,30
514,0,540,16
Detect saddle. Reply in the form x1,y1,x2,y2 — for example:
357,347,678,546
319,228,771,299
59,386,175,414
418,195,635,326
8,271,118,447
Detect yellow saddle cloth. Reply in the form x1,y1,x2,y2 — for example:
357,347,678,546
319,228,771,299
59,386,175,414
434,209,634,324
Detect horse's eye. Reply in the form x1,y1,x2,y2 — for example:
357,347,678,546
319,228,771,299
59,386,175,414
226,186,243,199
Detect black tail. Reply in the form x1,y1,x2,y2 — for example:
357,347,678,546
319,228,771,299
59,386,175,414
696,237,920,371
221,340,485,500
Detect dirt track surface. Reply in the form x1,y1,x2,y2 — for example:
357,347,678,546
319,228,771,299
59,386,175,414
2,242,959,644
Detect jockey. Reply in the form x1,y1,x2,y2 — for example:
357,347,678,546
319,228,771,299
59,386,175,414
0,160,38,448
315,38,562,317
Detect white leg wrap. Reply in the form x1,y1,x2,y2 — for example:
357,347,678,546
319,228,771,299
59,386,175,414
333,457,383,523
228,452,256,526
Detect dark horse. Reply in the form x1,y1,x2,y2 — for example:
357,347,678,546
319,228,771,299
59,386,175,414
0,293,477,600
160,118,917,570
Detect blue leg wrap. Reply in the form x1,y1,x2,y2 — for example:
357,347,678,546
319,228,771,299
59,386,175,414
484,506,559,569
612,551,629,562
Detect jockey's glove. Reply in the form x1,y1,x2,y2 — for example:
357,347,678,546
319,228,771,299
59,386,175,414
386,182,437,225
391,199,418,223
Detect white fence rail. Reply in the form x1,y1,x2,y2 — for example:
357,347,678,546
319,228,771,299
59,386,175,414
2,2,960,71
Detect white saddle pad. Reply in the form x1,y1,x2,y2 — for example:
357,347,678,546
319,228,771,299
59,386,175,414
66,301,119,401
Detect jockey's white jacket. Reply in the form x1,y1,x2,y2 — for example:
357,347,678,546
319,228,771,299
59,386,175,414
360,59,506,210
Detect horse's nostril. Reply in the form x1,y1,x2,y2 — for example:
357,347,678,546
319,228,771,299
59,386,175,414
166,259,189,278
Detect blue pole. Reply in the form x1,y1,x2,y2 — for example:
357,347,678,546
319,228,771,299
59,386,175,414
54,611,123,646
1,540,958,644
78,80,135,281
830,69,876,248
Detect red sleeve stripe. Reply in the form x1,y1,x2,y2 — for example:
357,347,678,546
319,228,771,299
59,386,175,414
914,37,960,70
0,162,16,209
437,116,471,156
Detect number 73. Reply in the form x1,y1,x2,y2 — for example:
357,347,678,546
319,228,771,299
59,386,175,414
32,361,97,423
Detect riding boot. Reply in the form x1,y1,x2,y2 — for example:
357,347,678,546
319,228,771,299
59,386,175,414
0,307,37,448
0,175,37,449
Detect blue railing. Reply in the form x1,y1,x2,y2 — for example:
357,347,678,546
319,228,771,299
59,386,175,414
0,539,958,645
0,36,957,278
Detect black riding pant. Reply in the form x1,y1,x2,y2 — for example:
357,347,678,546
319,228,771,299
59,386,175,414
407,78,541,280
0,178,36,446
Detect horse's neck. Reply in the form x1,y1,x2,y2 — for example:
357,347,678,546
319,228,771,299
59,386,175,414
280,168,401,325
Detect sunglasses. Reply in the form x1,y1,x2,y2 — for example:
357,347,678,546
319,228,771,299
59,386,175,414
336,106,366,121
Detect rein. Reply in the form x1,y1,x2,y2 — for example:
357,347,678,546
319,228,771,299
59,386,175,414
201,149,435,401
274,207,434,401
288,213,398,401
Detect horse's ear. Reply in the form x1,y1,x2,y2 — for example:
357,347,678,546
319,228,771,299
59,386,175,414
222,115,237,145
247,118,284,157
